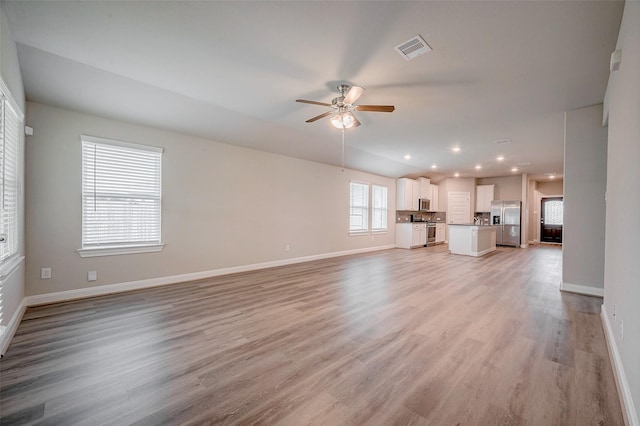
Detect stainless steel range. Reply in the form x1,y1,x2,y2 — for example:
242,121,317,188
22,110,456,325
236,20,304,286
426,222,437,246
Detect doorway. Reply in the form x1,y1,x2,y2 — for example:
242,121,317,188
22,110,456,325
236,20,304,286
448,192,471,224
540,197,563,243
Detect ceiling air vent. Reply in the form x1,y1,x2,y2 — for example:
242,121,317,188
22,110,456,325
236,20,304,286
495,139,512,145
395,35,432,61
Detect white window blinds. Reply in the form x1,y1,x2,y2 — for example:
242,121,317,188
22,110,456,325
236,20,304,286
371,185,388,231
349,181,369,232
0,96,20,262
81,135,162,248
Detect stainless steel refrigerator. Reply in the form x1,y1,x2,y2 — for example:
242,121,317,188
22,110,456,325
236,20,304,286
490,200,521,247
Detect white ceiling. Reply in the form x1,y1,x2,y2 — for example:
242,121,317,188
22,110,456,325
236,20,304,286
4,1,623,181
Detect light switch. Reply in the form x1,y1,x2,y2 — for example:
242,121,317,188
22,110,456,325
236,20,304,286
88,271,97,282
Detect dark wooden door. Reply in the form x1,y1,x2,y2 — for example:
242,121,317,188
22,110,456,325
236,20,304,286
541,197,563,243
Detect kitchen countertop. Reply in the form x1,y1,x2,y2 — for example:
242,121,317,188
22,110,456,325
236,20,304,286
448,223,497,227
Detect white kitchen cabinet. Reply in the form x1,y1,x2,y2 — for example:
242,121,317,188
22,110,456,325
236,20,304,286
396,223,412,248
396,222,425,248
417,177,431,200
430,184,439,211
413,223,427,247
396,178,419,211
436,223,445,243
396,222,427,248
475,184,495,212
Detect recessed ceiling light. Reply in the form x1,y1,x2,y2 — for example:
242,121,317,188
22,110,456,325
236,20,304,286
451,147,461,153
496,155,505,161
431,164,437,169
511,167,518,172
404,154,411,160
475,165,482,170
454,172,460,177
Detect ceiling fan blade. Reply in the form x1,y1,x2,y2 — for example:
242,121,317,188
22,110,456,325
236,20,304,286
343,85,365,105
355,105,395,112
305,111,333,123
296,99,333,107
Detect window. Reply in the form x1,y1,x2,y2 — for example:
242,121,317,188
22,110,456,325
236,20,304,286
349,181,388,234
544,200,563,225
0,94,20,263
349,182,369,233
371,185,388,231
0,87,23,337
79,135,163,257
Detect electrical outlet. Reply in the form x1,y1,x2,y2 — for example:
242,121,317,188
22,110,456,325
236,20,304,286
285,244,291,252
41,267,52,279
87,271,97,282
620,319,624,341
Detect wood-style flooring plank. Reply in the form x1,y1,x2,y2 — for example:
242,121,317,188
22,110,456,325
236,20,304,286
0,245,624,425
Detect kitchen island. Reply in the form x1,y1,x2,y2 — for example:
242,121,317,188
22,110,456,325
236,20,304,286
448,224,497,257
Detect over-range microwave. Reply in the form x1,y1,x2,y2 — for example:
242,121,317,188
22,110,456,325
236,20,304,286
419,198,431,211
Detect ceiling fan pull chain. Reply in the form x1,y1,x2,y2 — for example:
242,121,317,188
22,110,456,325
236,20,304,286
341,128,345,172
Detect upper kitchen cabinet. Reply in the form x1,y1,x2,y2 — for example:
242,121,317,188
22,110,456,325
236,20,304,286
417,177,431,199
430,184,439,211
397,178,419,210
476,184,495,212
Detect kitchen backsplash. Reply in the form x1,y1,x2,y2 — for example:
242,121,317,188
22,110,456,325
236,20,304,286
474,212,491,225
396,210,447,223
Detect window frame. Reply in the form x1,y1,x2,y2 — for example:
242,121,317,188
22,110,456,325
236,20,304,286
349,180,370,234
348,180,389,236
371,184,389,233
77,135,164,258
0,86,23,266
0,79,26,336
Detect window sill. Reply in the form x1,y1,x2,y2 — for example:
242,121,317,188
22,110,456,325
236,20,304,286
349,230,388,237
77,244,165,258
0,255,25,279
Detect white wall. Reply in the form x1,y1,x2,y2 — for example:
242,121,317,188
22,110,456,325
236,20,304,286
562,104,607,293
603,1,640,422
477,175,522,202
0,3,26,350
536,180,563,195
25,102,396,297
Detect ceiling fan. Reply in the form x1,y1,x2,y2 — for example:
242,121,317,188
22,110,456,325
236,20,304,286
296,84,395,129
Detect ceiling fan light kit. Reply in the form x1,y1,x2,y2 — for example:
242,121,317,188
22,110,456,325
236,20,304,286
331,112,357,129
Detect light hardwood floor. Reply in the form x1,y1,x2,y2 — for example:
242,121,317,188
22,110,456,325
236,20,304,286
0,245,624,425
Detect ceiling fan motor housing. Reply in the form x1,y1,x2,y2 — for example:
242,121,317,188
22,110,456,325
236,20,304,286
337,84,351,96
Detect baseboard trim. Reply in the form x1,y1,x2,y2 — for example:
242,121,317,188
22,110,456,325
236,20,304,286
25,244,396,307
0,298,26,356
470,247,496,257
560,282,604,297
601,305,639,426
